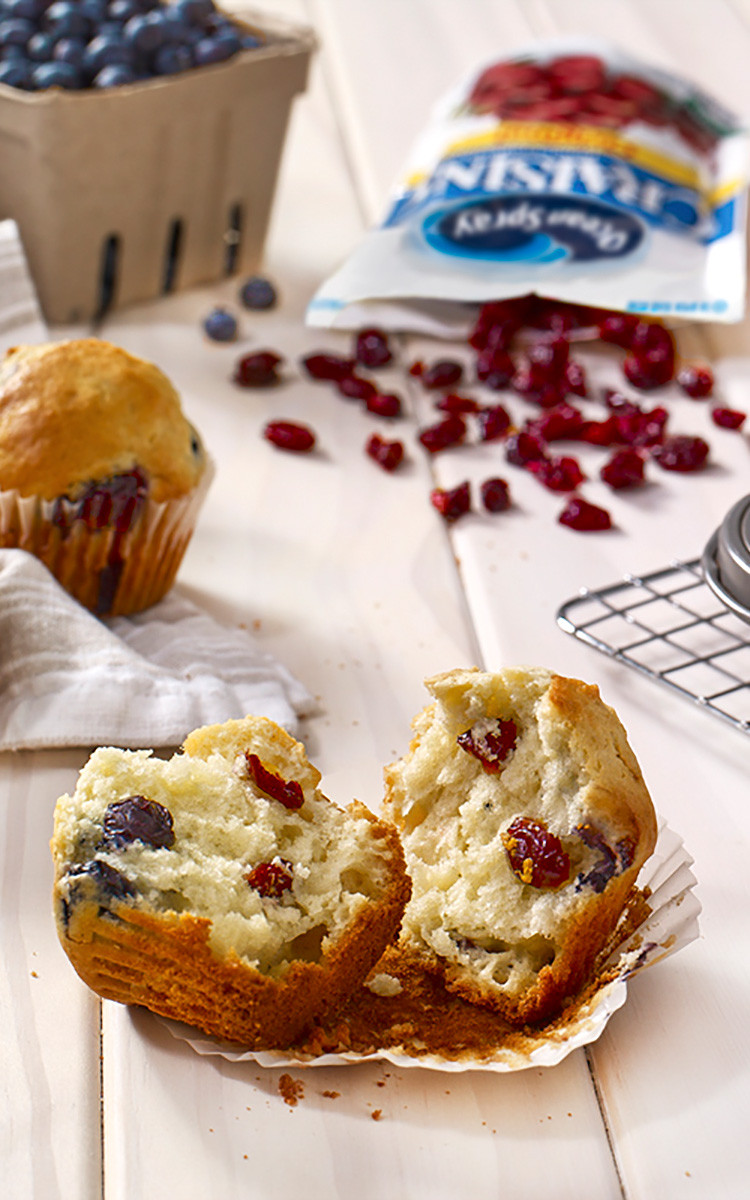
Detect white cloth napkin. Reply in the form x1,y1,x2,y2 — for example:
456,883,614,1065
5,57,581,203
0,549,314,751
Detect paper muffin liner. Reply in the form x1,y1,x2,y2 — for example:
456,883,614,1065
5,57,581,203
160,816,700,1072
0,458,213,617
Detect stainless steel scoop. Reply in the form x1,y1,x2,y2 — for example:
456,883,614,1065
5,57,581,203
702,494,750,623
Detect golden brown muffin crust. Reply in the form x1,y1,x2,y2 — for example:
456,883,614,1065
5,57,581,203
0,339,204,502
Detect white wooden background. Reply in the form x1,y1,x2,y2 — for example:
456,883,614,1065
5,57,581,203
3,1,750,1196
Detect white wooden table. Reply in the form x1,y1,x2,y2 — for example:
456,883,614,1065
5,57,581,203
3,2,750,1196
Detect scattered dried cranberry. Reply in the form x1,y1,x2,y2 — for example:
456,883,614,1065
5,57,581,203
481,478,512,512
600,447,646,489
430,481,471,522
564,359,588,397
366,433,404,472
622,346,674,390
102,796,175,850
300,352,355,381
677,363,714,398
244,753,304,810
578,416,619,446
263,420,316,453
458,716,517,769
505,430,547,467
476,403,511,441
337,374,377,401
234,350,283,387
366,391,402,418
475,345,515,389
436,393,481,414
651,435,709,472
527,403,584,442
502,817,570,889
558,497,612,531
613,405,668,447
354,327,392,369
419,414,466,453
528,454,585,492
421,359,464,390
246,860,293,898
408,360,425,376
711,407,746,430
598,312,638,347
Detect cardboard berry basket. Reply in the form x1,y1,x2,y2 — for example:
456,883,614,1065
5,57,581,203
0,9,315,324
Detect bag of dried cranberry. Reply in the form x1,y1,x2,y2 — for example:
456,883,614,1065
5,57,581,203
308,38,748,334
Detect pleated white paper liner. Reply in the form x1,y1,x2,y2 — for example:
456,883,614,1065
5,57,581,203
160,816,699,1073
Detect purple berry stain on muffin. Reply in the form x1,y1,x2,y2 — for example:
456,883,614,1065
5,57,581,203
102,795,176,850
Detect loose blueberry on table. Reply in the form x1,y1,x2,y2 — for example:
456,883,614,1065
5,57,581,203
202,306,238,343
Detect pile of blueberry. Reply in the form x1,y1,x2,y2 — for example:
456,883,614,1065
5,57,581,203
0,0,261,91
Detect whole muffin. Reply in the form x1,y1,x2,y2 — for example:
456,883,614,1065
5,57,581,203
0,338,210,615
383,666,658,1025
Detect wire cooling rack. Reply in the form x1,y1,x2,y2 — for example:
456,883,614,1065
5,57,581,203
557,558,750,735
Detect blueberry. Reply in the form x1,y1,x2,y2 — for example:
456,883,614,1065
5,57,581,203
92,60,135,86
123,10,165,53
172,0,215,26
45,1,89,38
239,275,277,311
83,31,133,76
27,29,56,59
102,795,175,849
4,0,45,19
193,32,235,65
68,859,137,901
31,59,81,87
0,55,30,84
203,306,238,342
0,16,35,46
152,40,192,73
53,35,86,68
108,0,140,22
79,0,108,24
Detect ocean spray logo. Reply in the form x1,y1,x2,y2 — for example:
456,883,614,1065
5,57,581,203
385,147,721,244
422,194,644,263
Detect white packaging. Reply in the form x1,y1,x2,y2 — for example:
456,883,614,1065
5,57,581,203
308,38,749,336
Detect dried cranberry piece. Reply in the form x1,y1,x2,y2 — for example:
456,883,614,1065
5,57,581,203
600,448,646,489
300,352,355,381
246,860,293,898
527,402,584,442
337,374,377,401
263,420,316,453
421,359,464,390
54,467,149,536
558,497,612,531
430,481,471,522
244,753,304,810
436,393,480,414
651,435,709,472
613,405,668,447
677,364,714,398
102,796,175,850
419,414,466,453
408,360,425,377
476,345,515,389
502,817,570,889
458,716,517,769
505,430,547,466
598,312,639,347
578,416,619,446
233,350,283,387
527,336,569,380
366,433,404,472
476,403,511,442
528,454,585,492
623,346,674,390
481,478,512,512
711,407,746,430
564,359,588,397
366,391,402,418
354,327,392,369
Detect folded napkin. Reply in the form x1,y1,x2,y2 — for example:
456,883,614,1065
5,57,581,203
0,219,47,352
0,549,314,751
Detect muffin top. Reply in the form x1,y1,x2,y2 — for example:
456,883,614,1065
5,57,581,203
0,339,206,503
